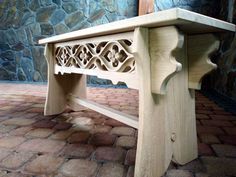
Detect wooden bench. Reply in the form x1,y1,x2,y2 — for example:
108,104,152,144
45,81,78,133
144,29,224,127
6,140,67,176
39,8,235,177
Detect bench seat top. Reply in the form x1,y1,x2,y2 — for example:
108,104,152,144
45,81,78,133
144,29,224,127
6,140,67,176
38,8,235,44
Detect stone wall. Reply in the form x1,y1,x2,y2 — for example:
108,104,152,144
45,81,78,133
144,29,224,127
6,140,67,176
1,0,236,100
0,0,137,82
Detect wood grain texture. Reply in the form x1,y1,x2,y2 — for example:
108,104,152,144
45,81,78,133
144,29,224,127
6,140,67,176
52,32,139,89
39,8,235,44
188,34,219,89
68,96,138,128
139,0,154,15
44,44,87,115
44,43,67,115
166,35,198,164
149,26,183,94
134,27,172,177
54,66,139,89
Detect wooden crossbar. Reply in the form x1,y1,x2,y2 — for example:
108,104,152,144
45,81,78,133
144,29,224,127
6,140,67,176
68,95,139,128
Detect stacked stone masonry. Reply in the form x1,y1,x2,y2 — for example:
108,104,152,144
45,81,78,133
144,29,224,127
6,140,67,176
0,0,138,82
0,0,236,100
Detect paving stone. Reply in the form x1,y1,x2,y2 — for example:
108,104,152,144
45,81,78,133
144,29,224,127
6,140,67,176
200,120,234,127
199,134,220,144
32,120,57,128
94,147,126,163
25,154,64,174
196,114,209,119
26,107,44,113
212,144,236,157
110,127,135,136
92,117,106,125
116,136,136,149
0,116,9,122
97,162,124,177
166,169,194,177
197,126,225,135
90,133,116,146
0,149,11,161
125,149,136,165
195,172,209,177
219,135,236,145
50,130,74,140
18,113,38,119
210,114,236,121
19,139,65,153
90,125,112,134
69,117,95,131
9,126,32,136
26,128,54,138
0,136,26,149
201,156,236,176
197,110,213,115
0,151,34,169
67,131,90,143
53,122,72,130
2,172,33,177
105,119,126,127
126,166,134,177
61,159,98,177
60,144,94,158
0,125,17,133
223,127,236,135
178,159,206,173
1,118,35,126
198,143,214,156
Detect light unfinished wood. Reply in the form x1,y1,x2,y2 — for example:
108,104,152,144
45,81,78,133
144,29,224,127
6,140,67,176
139,0,154,15
40,8,235,177
149,26,183,94
134,27,173,177
38,8,235,45
44,44,87,115
53,31,138,89
68,95,138,128
54,31,133,47
188,34,219,89
165,35,198,164
54,40,135,73
44,43,67,115
54,65,139,89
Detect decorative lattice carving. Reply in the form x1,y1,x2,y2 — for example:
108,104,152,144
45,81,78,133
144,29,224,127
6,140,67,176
55,40,135,73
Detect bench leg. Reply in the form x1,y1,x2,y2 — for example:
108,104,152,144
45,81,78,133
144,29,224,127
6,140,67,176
133,27,197,177
166,37,198,165
44,44,87,115
133,27,173,177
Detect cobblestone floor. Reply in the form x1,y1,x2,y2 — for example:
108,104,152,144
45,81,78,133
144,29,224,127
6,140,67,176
0,83,235,177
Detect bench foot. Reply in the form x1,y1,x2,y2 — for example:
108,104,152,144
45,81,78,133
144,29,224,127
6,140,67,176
44,44,87,115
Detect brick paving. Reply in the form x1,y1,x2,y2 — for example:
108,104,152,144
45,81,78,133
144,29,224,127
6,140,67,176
0,83,235,177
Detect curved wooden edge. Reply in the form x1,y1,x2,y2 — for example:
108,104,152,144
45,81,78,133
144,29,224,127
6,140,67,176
188,34,220,90
44,44,87,115
44,43,67,115
133,27,173,177
149,26,183,94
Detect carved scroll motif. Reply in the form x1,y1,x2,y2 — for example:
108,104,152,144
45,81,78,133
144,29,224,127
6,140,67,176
55,40,135,73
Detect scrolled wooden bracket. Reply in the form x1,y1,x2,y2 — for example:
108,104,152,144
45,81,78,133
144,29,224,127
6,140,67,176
149,26,184,94
188,34,220,90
